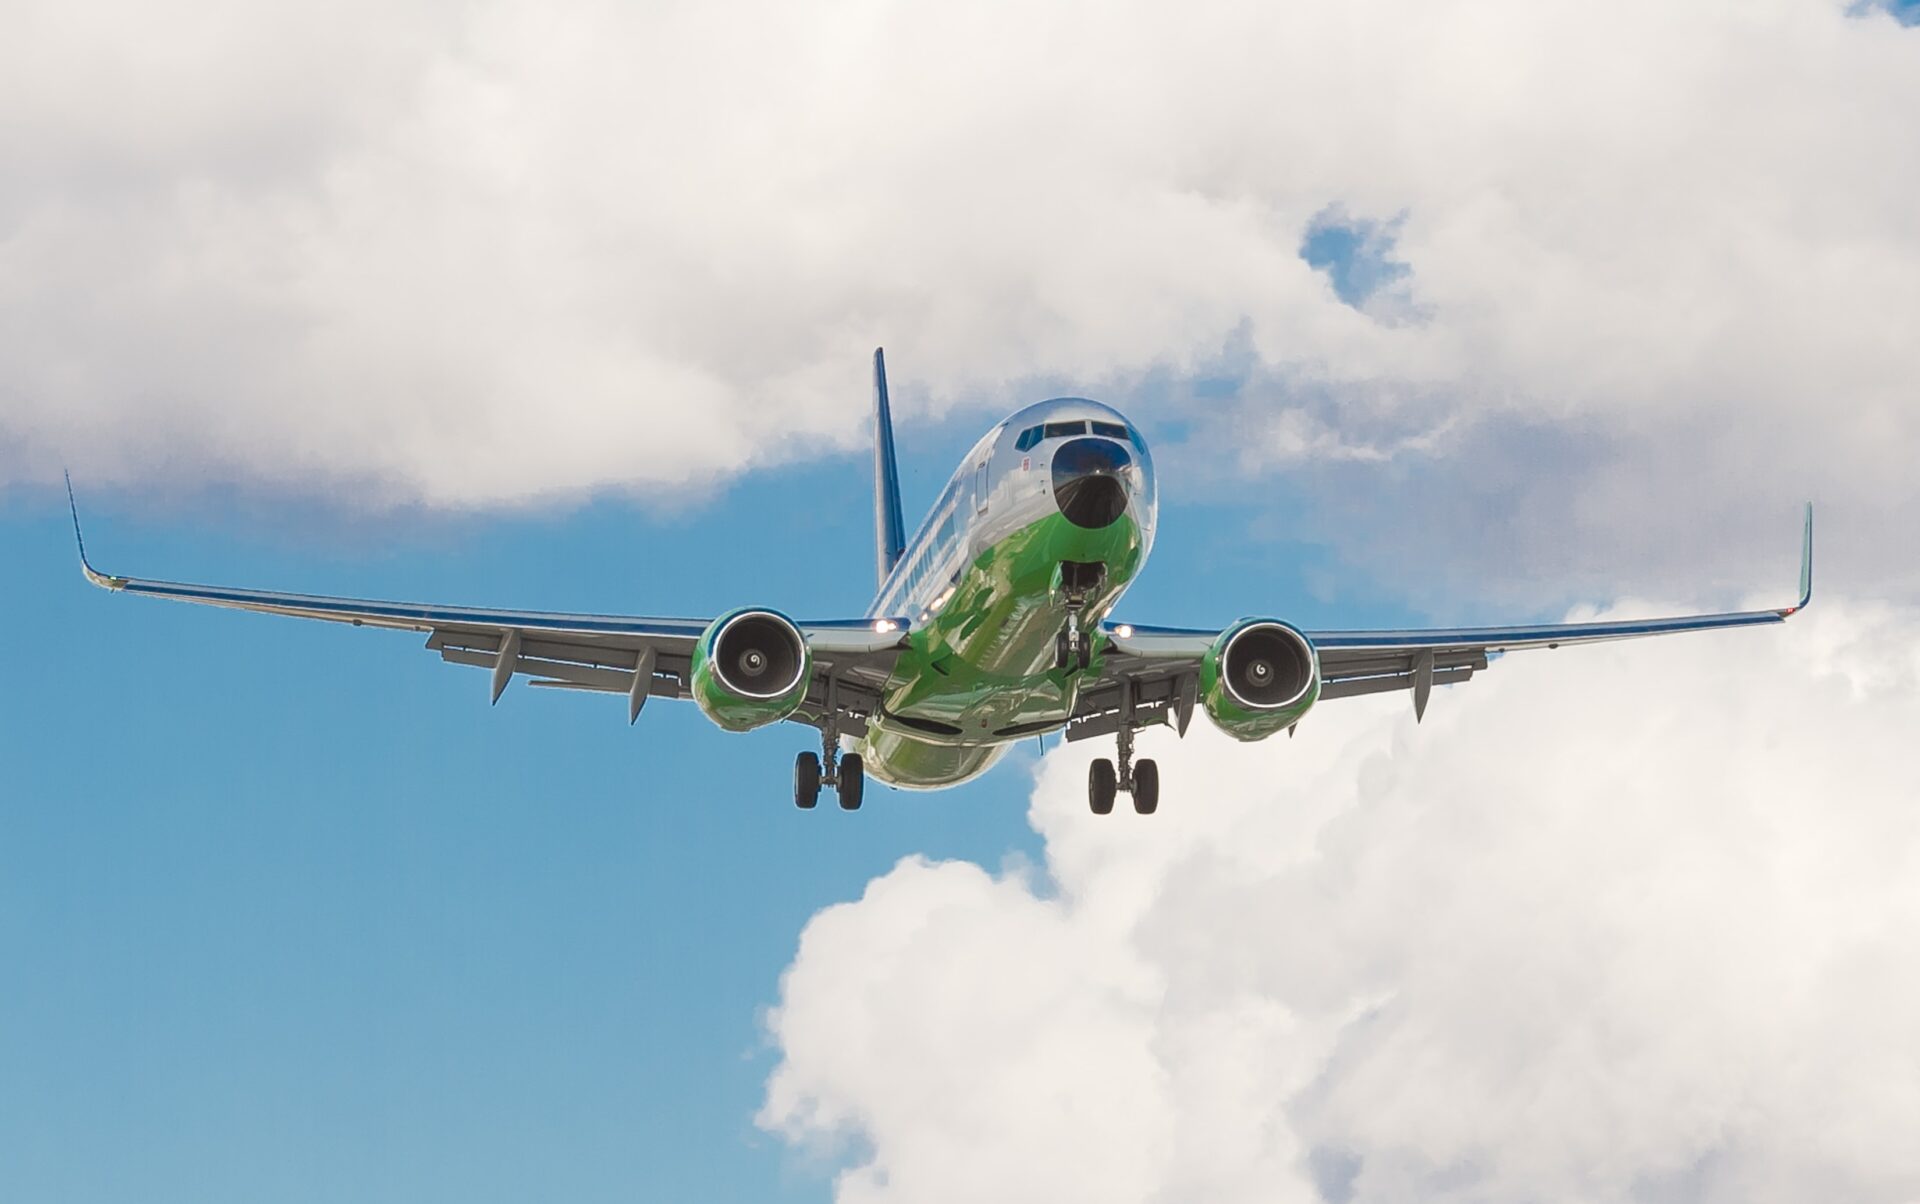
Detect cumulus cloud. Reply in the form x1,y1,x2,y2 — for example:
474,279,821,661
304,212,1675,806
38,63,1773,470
3,0,1917,578
760,599,1920,1203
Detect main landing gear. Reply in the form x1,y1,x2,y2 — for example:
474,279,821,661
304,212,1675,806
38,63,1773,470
795,717,863,811
1088,718,1158,815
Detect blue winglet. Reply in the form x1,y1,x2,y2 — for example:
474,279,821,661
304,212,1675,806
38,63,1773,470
64,472,123,590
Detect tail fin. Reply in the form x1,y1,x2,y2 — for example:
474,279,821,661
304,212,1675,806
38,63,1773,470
873,348,906,588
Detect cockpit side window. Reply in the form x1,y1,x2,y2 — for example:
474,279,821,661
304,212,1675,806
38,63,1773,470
1043,420,1088,439
1014,425,1043,451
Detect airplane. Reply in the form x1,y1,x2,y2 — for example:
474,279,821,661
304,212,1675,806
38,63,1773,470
67,348,1813,815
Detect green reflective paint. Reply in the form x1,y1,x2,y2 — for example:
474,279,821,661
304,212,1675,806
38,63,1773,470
858,509,1146,788
690,612,810,732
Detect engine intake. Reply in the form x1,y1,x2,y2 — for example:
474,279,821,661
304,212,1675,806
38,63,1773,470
1201,619,1321,741
691,608,812,731
712,612,806,698
1221,622,1315,709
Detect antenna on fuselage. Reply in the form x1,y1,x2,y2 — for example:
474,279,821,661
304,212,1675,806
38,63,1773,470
873,347,907,589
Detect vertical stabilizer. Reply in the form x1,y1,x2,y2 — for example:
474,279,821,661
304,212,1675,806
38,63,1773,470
873,348,906,588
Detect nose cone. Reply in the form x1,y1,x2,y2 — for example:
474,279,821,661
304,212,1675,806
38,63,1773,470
1052,437,1133,529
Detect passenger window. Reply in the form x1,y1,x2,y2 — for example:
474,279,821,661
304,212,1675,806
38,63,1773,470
1091,421,1127,439
1043,420,1087,439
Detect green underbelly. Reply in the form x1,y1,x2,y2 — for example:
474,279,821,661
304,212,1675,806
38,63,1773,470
857,510,1145,789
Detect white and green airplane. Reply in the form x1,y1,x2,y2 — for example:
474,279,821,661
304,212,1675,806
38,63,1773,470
70,349,1813,815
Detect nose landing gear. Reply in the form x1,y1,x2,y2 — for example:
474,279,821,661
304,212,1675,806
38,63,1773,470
1054,613,1094,672
1052,561,1106,673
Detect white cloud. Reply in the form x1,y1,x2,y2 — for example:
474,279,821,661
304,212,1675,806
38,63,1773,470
2,0,1916,553
760,599,1920,1203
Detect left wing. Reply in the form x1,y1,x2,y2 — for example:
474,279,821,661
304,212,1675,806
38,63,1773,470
67,477,907,729
1069,505,1813,738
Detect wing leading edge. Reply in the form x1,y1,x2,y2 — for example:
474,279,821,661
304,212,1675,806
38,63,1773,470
1094,505,1813,726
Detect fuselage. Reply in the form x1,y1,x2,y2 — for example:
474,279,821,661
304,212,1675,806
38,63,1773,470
857,398,1157,788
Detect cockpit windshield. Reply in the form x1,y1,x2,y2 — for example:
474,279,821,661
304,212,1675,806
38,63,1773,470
1014,418,1143,452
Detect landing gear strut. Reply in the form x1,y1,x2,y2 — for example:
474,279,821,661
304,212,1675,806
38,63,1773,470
1053,561,1103,673
1088,680,1159,815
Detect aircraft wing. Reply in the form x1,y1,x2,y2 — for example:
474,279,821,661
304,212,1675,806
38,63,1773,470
67,480,908,731
1069,506,1813,739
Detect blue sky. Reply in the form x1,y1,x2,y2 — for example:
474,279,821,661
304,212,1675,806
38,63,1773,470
0,405,1426,1204
1859,0,1920,24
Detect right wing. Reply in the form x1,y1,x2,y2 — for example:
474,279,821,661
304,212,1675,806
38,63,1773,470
68,477,908,729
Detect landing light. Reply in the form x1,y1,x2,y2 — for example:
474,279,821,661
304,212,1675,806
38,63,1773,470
1114,623,1134,639
873,619,898,634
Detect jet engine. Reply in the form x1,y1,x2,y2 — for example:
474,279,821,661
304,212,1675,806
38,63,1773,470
690,608,812,731
1200,618,1321,741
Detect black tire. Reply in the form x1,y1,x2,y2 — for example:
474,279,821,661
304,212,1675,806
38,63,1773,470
1077,638,1093,671
1054,630,1070,670
1088,758,1117,815
794,751,821,810
1132,759,1159,815
838,754,865,811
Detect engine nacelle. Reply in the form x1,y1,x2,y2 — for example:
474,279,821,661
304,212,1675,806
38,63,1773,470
1200,618,1321,741
690,608,812,732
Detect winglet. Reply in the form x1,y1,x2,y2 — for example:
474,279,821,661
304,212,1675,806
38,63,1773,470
1782,502,1813,617
65,472,124,591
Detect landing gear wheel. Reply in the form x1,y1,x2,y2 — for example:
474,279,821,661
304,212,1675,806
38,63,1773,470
1131,759,1159,815
1054,630,1070,671
794,751,821,810
838,754,865,811
1078,639,1093,672
1089,758,1117,814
